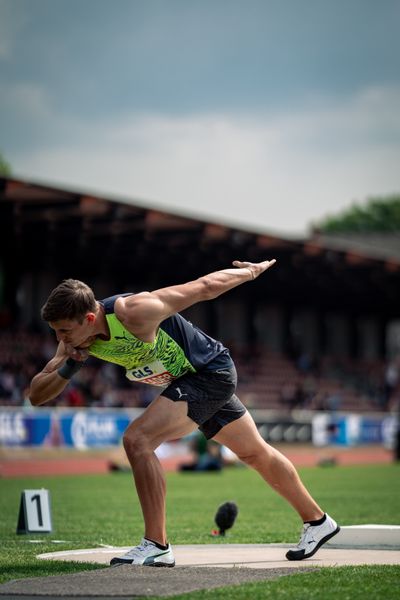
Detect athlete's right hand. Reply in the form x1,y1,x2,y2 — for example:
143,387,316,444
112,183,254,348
64,344,89,362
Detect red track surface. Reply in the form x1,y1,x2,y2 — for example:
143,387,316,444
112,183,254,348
0,445,394,478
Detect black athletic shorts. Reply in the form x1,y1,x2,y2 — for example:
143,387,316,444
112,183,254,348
162,365,247,439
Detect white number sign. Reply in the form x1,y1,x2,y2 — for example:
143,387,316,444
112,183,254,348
16,489,52,534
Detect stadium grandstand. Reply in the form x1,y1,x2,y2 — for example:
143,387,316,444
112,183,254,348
1,176,400,418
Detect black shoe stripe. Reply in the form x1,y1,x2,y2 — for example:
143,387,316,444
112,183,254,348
110,557,175,567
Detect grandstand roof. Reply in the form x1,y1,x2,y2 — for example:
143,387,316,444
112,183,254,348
310,231,400,263
1,176,400,318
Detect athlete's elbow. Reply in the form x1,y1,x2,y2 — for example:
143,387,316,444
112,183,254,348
28,392,41,406
28,381,53,406
28,387,45,406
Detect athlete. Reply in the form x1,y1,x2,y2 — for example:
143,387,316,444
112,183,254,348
29,259,340,566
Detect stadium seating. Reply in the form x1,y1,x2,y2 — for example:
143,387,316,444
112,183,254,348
0,332,394,413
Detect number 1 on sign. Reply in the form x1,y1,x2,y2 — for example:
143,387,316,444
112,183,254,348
31,494,43,527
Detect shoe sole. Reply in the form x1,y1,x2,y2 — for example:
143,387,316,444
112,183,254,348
286,525,341,561
110,559,175,568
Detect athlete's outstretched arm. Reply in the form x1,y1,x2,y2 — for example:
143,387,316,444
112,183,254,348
119,259,276,334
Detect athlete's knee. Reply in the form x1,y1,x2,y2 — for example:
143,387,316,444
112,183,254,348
123,424,152,459
235,440,269,467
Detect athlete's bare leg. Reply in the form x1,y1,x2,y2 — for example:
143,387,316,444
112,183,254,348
123,396,197,545
213,411,324,521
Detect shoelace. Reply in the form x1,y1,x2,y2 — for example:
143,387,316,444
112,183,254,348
124,540,153,557
296,523,312,549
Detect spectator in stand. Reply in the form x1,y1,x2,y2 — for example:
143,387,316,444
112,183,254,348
280,380,304,412
64,385,85,407
384,357,400,409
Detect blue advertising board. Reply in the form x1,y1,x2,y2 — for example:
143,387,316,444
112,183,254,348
1,408,395,448
0,408,142,448
312,412,396,447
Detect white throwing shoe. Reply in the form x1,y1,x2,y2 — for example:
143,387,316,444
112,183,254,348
110,538,175,567
286,514,340,560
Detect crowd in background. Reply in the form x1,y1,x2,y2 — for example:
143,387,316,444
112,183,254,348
0,330,158,409
0,329,399,414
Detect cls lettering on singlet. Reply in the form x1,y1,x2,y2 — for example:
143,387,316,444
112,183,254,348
125,360,178,387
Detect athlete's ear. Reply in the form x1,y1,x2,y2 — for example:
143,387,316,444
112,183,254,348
86,313,95,323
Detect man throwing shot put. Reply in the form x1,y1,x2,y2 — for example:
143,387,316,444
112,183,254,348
29,259,340,566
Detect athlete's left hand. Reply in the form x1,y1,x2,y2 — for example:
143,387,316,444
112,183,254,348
232,259,276,280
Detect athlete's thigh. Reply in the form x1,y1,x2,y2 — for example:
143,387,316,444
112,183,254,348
125,395,198,447
212,410,267,456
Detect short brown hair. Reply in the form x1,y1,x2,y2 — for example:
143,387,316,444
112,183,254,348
41,279,97,323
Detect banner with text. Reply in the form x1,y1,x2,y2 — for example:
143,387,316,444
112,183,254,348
0,408,142,449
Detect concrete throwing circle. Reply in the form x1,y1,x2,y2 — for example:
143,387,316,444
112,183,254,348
37,543,400,569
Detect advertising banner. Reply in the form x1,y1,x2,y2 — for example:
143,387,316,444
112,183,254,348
1,408,395,449
0,408,142,448
312,412,397,447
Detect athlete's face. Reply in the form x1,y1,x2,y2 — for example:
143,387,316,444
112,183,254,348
49,314,96,349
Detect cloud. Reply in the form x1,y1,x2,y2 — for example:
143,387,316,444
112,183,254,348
7,84,400,236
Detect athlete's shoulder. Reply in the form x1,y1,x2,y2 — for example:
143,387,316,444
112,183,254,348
100,292,134,315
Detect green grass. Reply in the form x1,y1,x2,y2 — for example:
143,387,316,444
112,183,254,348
164,566,400,600
0,463,399,598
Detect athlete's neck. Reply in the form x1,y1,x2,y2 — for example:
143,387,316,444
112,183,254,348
95,303,111,340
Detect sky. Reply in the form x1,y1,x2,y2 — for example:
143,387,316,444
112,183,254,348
1,0,400,237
